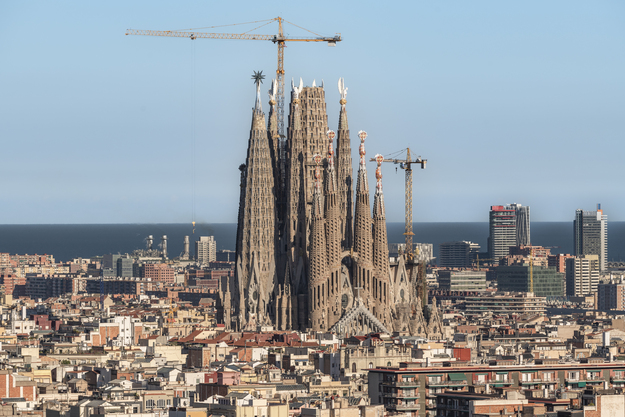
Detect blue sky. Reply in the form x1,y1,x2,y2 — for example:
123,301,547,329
1,1,624,224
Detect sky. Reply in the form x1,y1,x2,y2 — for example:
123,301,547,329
1,1,624,224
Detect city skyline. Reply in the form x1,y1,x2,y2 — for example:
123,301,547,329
1,1,624,224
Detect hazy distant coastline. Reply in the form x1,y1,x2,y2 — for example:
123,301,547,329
1,222,624,263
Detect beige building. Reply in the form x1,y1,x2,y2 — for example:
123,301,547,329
301,400,383,417
566,254,600,297
200,394,288,417
341,344,412,378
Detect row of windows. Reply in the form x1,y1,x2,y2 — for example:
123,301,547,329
145,399,171,408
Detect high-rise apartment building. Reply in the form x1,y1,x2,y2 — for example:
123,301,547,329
565,255,600,297
488,205,517,261
598,277,625,311
196,236,216,266
488,204,530,262
574,205,608,272
439,241,480,268
512,203,531,246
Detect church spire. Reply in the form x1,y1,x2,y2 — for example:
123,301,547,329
252,70,265,113
373,154,386,220
309,154,327,330
324,130,342,329
235,72,277,329
283,76,309,331
338,77,348,130
353,131,373,295
336,78,353,249
372,154,393,328
267,79,283,230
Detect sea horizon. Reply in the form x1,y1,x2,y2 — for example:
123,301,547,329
1,222,623,263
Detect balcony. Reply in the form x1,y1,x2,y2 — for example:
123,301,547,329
397,381,421,387
382,392,420,399
427,390,445,399
490,380,512,387
520,378,544,385
584,377,605,385
427,380,467,387
381,380,420,387
390,403,421,411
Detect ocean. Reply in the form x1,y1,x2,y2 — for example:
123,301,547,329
0,222,623,263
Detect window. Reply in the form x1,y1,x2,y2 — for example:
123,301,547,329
369,363,373,369
146,399,155,408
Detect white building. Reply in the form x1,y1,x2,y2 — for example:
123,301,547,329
566,254,600,297
195,236,216,265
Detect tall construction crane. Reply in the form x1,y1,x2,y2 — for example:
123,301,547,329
371,148,426,260
126,17,342,141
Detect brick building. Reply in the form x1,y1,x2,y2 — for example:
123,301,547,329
0,273,26,297
142,263,175,284
0,370,37,401
598,278,625,311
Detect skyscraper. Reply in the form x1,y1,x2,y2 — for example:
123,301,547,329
512,203,531,246
574,205,608,271
488,203,531,261
488,205,517,261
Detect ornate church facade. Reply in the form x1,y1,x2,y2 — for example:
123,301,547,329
223,75,443,338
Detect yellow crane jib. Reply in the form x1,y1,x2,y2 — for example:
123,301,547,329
126,17,341,142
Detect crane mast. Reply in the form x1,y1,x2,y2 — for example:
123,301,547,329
276,18,285,139
405,148,414,255
371,147,426,260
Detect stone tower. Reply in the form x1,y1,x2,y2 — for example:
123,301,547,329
284,79,308,330
372,155,394,329
234,73,278,329
308,154,327,330
231,75,434,337
336,78,353,249
323,132,343,328
352,132,374,308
